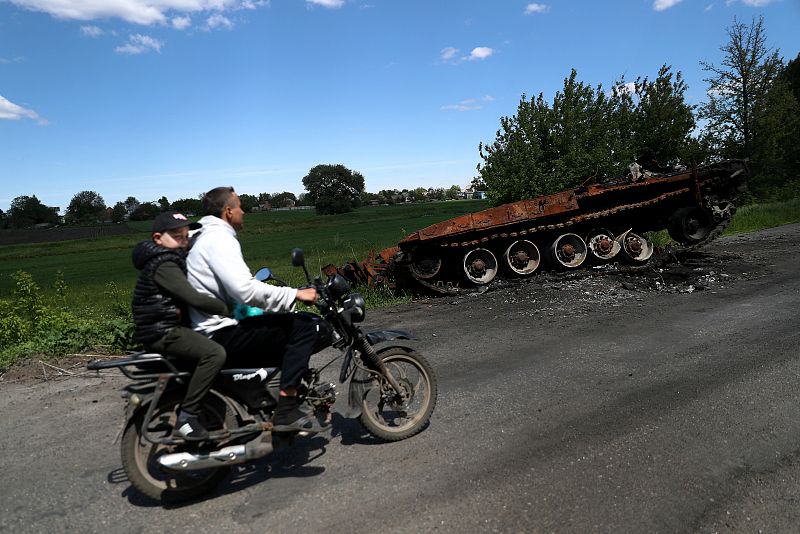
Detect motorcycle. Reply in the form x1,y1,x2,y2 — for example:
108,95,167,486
88,248,437,503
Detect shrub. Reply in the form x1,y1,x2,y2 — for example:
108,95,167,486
0,270,135,371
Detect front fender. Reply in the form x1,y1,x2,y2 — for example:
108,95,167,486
340,344,417,420
365,329,416,345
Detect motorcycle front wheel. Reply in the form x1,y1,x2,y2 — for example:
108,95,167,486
120,394,231,503
359,347,437,441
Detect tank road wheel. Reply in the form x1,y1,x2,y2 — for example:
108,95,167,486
549,233,587,269
586,229,621,261
621,232,653,263
463,248,498,285
668,207,713,245
503,240,541,276
409,250,442,280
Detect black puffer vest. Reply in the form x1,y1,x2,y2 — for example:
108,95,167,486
131,240,187,344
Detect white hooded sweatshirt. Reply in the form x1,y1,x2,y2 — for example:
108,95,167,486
187,215,297,335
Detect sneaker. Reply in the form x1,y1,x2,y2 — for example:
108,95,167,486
272,396,330,434
173,411,209,441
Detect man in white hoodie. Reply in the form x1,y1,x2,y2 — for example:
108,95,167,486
187,186,328,433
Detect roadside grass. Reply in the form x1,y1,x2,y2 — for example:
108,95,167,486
1,196,798,370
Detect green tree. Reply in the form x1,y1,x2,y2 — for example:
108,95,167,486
238,193,258,212
631,65,699,167
8,195,59,228
171,197,202,215
111,202,127,223
271,192,297,208
445,185,462,200
479,70,622,204
65,191,106,224
122,196,140,217
479,67,699,205
302,164,365,215
782,53,800,103
700,16,798,196
158,196,170,211
129,202,160,221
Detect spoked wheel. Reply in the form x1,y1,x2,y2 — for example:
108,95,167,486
620,231,654,262
462,248,498,285
120,395,231,503
503,240,541,276
409,249,442,280
359,347,437,442
549,233,587,268
668,207,714,245
586,228,621,261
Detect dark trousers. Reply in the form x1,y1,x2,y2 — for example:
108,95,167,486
210,313,319,390
148,326,227,415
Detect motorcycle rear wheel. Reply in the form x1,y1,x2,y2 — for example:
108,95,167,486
359,347,437,441
120,395,231,503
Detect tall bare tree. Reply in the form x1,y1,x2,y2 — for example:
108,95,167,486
699,16,783,159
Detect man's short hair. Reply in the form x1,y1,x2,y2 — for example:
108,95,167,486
202,186,235,217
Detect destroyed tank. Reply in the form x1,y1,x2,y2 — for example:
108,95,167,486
328,159,749,295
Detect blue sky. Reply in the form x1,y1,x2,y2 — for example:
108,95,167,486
1,0,798,213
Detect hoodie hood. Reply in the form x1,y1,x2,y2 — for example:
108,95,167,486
132,240,186,271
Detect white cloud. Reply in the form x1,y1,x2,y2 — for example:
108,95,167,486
740,0,775,5
468,47,494,61
440,47,459,61
80,24,104,36
704,3,714,11
610,82,637,99
115,34,163,55
524,3,549,15
653,0,683,10
206,13,233,29
306,0,344,8
0,95,47,124
8,1,264,25
441,95,494,112
172,16,191,29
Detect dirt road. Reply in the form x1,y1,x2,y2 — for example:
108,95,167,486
1,223,798,533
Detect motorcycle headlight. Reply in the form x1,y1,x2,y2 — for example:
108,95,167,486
341,292,366,323
327,274,351,300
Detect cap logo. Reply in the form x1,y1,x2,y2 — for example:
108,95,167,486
173,213,188,221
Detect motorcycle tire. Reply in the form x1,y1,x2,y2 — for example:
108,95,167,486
120,394,232,503
359,346,437,442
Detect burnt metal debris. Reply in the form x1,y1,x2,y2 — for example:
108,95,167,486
325,159,750,295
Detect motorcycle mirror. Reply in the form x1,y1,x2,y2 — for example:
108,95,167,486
291,248,305,268
254,267,272,282
291,248,312,283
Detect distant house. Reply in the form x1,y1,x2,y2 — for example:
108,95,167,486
461,188,487,200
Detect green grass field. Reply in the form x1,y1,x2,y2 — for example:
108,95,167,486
0,201,489,313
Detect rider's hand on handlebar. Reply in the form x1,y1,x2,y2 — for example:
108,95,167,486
295,287,318,305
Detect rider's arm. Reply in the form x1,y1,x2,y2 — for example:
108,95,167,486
196,231,298,312
154,262,230,316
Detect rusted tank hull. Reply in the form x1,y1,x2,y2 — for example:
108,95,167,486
330,160,749,294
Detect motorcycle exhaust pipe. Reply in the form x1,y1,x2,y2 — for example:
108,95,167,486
157,434,273,471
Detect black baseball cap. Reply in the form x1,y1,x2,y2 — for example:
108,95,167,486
151,211,201,233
